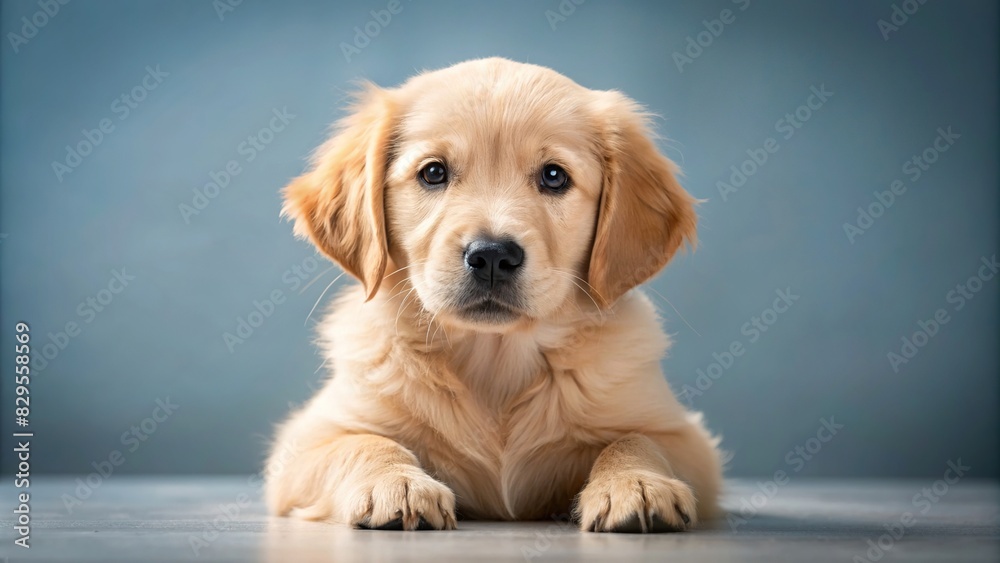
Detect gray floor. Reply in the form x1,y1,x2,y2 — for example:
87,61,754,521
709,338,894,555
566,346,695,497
0,477,997,562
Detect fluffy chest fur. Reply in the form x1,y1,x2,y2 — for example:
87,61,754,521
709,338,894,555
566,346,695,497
309,287,688,520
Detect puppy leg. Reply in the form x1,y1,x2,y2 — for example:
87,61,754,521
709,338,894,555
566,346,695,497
265,419,457,530
574,423,721,533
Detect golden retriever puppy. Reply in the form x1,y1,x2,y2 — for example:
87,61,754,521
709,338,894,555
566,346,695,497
265,57,723,533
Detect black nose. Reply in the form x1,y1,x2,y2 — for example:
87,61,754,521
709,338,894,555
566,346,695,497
464,239,524,286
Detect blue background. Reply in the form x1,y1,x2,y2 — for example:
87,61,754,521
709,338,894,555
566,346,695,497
1,0,996,479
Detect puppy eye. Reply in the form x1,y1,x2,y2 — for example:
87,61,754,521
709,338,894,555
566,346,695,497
539,164,570,193
418,161,448,188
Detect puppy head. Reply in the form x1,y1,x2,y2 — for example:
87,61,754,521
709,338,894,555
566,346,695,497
283,58,696,331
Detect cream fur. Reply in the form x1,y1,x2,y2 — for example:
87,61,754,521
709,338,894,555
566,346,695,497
265,58,723,533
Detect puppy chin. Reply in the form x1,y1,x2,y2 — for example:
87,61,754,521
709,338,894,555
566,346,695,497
460,300,522,325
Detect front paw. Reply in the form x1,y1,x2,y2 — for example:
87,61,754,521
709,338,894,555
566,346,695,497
574,470,696,533
347,466,457,531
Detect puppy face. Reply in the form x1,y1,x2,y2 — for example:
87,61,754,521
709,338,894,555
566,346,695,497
383,65,606,329
284,58,696,331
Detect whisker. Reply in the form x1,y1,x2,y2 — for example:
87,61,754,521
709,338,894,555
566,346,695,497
425,311,438,349
647,286,701,337
550,268,606,321
394,287,418,337
550,268,608,305
298,264,337,294
384,261,428,299
439,316,452,348
566,277,605,321
386,274,416,296
304,270,348,326
433,310,451,349
384,261,425,279
545,271,588,317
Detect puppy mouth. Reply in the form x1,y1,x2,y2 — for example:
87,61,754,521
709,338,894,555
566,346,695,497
457,297,522,323
444,273,527,325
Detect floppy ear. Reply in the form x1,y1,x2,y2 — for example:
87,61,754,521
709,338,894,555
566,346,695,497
587,91,698,308
282,87,395,301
